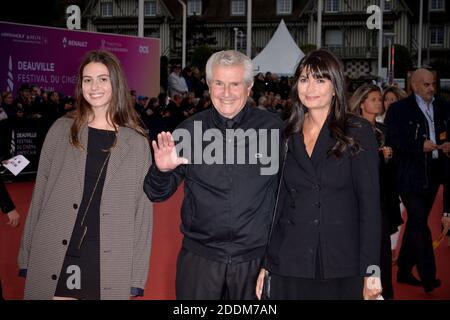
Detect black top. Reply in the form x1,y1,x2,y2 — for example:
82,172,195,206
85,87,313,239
55,127,115,299
144,104,283,263
0,176,15,214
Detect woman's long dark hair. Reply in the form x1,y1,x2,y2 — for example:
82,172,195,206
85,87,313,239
284,48,360,158
69,50,147,148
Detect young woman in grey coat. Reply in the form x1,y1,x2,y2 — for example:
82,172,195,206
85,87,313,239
18,50,153,300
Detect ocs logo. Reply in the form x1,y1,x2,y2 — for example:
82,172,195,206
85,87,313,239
139,45,149,54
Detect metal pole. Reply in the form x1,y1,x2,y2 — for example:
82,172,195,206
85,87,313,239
418,0,423,67
246,0,252,57
377,0,384,85
387,37,392,79
178,0,186,68
384,32,395,85
391,44,395,84
138,0,144,37
317,0,322,48
234,28,238,51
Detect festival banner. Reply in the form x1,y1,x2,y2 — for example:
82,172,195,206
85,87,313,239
0,21,160,99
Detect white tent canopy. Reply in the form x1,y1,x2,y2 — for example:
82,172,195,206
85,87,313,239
252,19,304,76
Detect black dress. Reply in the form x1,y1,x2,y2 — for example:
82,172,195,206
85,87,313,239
374,122,402,300
55,127,115,299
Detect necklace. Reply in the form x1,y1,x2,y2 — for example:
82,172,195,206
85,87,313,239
78,151,111,250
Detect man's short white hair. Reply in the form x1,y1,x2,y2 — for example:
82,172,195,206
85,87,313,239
205,50,254,88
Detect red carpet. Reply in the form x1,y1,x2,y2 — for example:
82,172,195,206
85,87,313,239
1,182,449,300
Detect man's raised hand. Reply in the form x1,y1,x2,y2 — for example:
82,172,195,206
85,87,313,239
152,132,188,172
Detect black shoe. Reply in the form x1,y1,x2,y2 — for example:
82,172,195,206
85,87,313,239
423,279,441,293
397,273,422,286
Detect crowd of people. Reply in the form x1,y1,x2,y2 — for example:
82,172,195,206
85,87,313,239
0,86,75,125
1,48,450,300
0,59,409,148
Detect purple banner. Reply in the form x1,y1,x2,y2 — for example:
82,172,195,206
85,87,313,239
0,21,160,99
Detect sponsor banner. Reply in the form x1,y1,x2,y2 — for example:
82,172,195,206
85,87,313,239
0,21,160,98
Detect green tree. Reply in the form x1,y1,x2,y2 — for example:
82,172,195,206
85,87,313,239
186,15,217,48
190,45,213,71
173,15,217,66
430,58,450,78
300,44,317,55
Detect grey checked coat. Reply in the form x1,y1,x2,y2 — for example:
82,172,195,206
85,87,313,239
18,117,153,300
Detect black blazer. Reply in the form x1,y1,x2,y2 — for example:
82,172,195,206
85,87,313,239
384,94,450,193
375,122,403,234
443,101,450,213
266,116,381,279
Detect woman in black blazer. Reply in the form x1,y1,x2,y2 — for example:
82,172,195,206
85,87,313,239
256,49,382,300
349,83,403,299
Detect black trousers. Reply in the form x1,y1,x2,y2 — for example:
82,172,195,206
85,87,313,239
175,248,261,300
398,163,440,284
267,273,363,300
380,211,394,299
